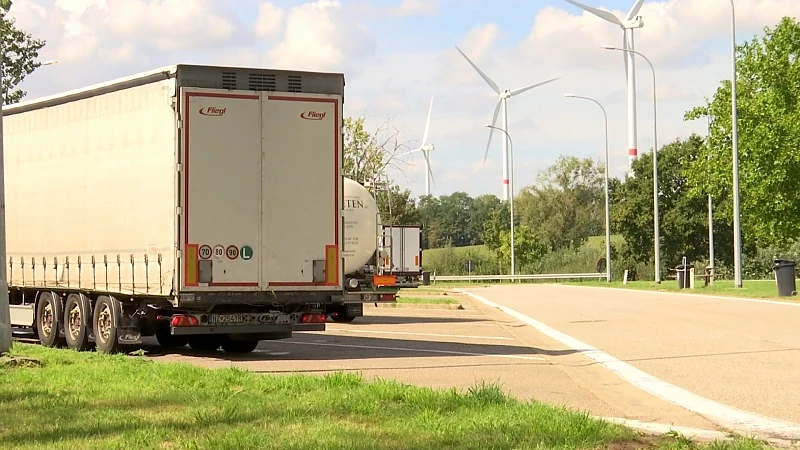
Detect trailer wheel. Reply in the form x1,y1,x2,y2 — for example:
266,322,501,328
93,296,123,353
36,292,65,347
64,293,93,351
155,324,188,348
221,338,259,353
187,335,223,352
330,313,356,323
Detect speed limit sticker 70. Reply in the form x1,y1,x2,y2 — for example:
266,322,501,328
198,245,212,260
225,245,239,260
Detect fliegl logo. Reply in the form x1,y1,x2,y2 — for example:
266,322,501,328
199,106,227,116
300,110,326,120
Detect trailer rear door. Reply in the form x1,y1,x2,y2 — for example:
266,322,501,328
380,225,422,274
179,88,342,292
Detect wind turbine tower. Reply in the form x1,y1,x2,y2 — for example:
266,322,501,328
455,46,559,200
408,96,436,197
563,0,645,176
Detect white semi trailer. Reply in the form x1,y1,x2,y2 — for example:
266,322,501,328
3,63,397,353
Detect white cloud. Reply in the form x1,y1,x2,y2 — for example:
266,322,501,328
386,0,438,16
266,0,376,72
4,0,793,199
254,2,284,39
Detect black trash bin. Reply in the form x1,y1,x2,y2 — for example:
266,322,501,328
773,259,797,296
421,271,431,286
675,264,691,289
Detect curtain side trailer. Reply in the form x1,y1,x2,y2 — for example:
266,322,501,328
3,63,382,353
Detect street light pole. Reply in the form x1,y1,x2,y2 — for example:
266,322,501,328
706,103,715,276
0,50,56,352
485,124,515,277
0,34,9,353
729,0,743,288
564,93,612,282
602,44,661,283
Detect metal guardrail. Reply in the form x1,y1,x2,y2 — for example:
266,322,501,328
431,272,607,282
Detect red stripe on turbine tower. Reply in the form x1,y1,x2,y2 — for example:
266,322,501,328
628,148,638,156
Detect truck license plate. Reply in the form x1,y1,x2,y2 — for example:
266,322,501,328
206,313,284,325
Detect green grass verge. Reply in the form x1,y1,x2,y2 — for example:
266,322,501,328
0,344,775,450
395,296,460,305
555,278,794,300
0,344,637,450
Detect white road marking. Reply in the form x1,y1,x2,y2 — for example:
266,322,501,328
324,328,514,341
555,283,800,308
280,340,545,361
457,289,800,441
370,310,485,317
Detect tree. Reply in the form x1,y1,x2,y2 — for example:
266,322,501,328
1,0,46,105
683,16,800,248
494,225,549,274
343,116,410,185
515,156,606,251
374,184,419,226
481,202,510,253
611,134,739,277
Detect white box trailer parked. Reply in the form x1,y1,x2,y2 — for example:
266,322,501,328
378,225,424,287
3,63,394,354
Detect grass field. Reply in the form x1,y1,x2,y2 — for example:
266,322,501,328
556,278,793,300
395,296,459,305
0,344,775,450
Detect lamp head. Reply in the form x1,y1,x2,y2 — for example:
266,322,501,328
600,44,619,50
563,93,576,98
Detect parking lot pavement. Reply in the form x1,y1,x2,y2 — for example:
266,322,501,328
144,297,721,431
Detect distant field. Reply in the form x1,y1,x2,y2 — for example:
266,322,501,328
557,278,793,301
421,235,633,278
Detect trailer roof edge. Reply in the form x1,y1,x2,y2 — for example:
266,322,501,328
3,65,179,115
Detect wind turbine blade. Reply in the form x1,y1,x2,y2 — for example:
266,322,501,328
484,99,502,164
625,0,644,20
422,96,433,145
454,46,501,94
510,77,560,96
562,0,623,26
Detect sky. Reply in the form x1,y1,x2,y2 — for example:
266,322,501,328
5,0,798,201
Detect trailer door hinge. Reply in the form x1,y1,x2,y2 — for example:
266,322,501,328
176,206,182,216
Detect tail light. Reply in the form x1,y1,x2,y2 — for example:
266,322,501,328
301,313,326,323
171,315,199,327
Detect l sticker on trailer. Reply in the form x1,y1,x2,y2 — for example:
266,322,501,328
185,244,199,286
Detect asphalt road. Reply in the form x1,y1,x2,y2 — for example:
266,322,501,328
145,300,721,433
457,284,800,442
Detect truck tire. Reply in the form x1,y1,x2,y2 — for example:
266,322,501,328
64,293,93,351
221,338,259,353
187,335,223,352
155,325,188,349
36,292,65,347
93,296,123,353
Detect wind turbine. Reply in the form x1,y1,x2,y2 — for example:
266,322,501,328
562,0,645,177
455,46,559,201
406,96,436,197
